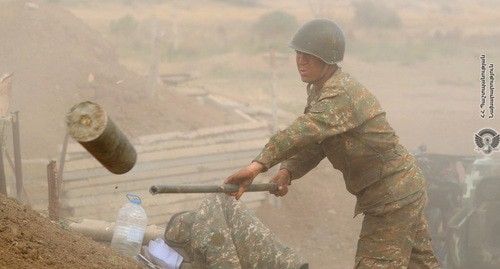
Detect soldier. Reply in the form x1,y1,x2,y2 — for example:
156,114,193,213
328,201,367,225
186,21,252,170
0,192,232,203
225,18,441,268
164,193,308,269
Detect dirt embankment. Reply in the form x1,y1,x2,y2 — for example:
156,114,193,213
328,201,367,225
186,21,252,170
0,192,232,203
0,193,142,269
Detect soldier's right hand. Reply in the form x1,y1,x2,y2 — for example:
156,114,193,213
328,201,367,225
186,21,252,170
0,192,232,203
224,161,264,200
270,169,291,197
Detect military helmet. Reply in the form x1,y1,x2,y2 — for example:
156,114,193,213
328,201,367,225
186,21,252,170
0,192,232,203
288,18,345,64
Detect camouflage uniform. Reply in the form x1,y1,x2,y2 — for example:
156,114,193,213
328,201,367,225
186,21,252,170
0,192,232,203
254,68,440,268
164,193,309,269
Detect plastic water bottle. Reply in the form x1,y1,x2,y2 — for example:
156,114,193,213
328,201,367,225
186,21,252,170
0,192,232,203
110,194,148,257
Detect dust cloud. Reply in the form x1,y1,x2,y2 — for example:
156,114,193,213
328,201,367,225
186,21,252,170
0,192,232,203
0,0,499,268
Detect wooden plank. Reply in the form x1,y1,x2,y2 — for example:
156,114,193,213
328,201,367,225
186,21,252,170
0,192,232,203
0,73,12,117
68,192,267,225
63,170,234,205
62,179,267,213
63,152,257,190
137,120,268,145
63,163,272,203
80,198,204,224
137,139,267,163
63,139,266,172
135,129,269,154
64,193,203,220
63,125,269,157
60,116,272,225
62,156,251,189
63,149,257,182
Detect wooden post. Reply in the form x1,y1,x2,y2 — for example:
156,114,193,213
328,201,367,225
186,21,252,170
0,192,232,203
0,136,6,195
0,73,13,196
58,132,69,182
11,111,23,203
147,18,162,98
65,101,137,174
47,160,60,221
0,73,12,117
67,218,165,244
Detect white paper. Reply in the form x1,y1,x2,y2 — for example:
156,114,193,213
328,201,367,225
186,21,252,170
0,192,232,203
145,238,184,269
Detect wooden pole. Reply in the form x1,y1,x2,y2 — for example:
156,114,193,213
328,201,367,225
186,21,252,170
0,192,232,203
47,160,60,221
67,219,165,244
147,18,162,98
65,101,137,174
11,111,23,203
0,73,12,118
58,132,69,182
0,74,13,196
0,137,6,195
0,117,9,196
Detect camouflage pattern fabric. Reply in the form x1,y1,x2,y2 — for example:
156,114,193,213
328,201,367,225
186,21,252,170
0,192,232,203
164,211,196,265
253,67,439,267
254,68,424,215
164,193,308,269
355,190,440,268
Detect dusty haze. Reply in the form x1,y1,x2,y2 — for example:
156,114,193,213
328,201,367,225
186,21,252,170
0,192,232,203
0,0,499,268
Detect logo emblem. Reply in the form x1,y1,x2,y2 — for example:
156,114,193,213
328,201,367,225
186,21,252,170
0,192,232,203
474,128,500,155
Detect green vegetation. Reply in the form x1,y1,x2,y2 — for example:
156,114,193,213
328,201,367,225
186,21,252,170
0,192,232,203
352,0,401,28
252,10,299,46
95,3,488,68
107,10,298,65
109,14,138,35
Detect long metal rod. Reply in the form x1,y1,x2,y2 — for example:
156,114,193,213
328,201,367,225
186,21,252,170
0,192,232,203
150,183,278,195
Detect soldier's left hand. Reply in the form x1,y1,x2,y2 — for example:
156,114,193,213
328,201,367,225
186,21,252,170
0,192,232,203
270,169,291,197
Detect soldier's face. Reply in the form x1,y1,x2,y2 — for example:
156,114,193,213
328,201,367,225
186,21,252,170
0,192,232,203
295,51,325,83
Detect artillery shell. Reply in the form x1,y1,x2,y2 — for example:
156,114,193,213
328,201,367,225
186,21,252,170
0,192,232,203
66,101,136,174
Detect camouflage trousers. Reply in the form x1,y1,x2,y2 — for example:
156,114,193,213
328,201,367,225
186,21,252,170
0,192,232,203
164,193,308,269
354,190,441,269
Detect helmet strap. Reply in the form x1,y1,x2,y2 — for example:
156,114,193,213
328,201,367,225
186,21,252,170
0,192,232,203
309,63,333,90
307,82,313,92
319,63,330,79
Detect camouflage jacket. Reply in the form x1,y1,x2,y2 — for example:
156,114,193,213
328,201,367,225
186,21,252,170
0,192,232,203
254,68,425,215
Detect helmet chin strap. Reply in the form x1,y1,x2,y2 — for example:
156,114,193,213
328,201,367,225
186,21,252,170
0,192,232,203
307,63,332,91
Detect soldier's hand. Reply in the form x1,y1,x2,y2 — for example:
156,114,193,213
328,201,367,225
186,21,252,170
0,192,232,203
270,169,291,197
224,162,264,200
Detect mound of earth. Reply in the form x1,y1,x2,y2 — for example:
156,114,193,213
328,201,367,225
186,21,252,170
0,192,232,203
0,193,141,269
0,0,237,159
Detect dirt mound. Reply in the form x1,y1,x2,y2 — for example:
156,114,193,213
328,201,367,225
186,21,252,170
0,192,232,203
0,193,142,269
0,0,236,159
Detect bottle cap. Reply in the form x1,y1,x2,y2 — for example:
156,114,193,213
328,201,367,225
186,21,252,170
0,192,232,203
126,193,142,205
